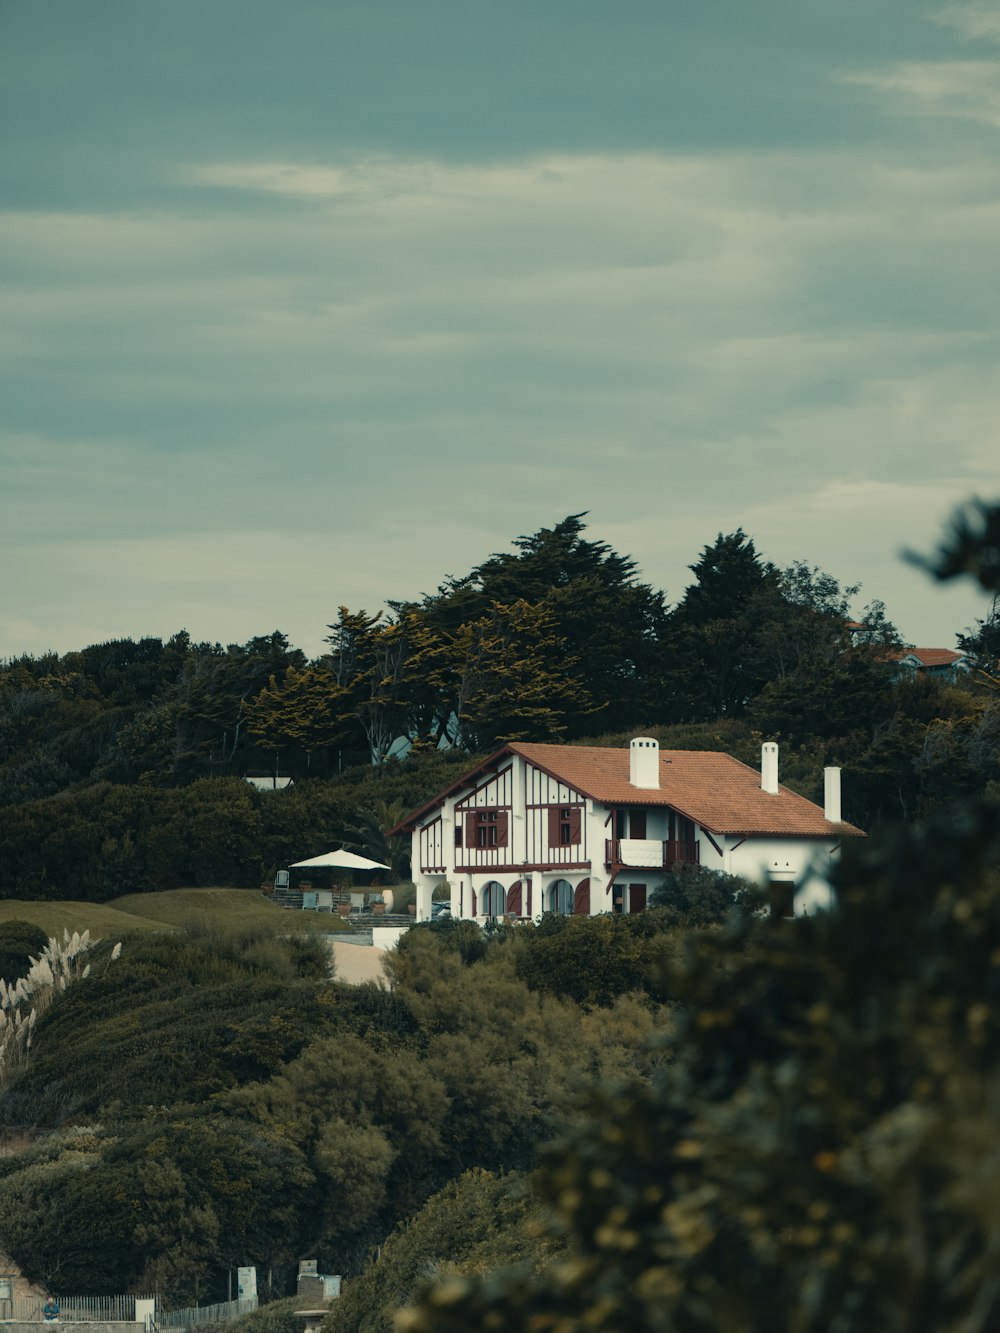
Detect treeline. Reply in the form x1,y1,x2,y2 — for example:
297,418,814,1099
1,513,998,898
0,754,470,902
4,512,991,793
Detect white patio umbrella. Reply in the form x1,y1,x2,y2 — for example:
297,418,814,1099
289,849,391,872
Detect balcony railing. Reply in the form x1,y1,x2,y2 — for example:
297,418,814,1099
605,838,699,869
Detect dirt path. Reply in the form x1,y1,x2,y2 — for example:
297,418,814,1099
328,939,390,985
0,1244,45,1301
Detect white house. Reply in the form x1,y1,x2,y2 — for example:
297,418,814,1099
391,738,864,923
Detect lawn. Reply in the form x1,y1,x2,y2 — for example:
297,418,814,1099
0,888,351,939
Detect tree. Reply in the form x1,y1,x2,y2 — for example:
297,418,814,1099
394,515,671,736
665,530,781,720
410,599,596,751
341,798,411,882
959,593,1000,678
245,663,353,755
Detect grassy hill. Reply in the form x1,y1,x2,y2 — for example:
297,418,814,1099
0,887,349,939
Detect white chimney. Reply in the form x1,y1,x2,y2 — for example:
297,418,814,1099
761,742,779,795
630,737,660,789
824,766,842,824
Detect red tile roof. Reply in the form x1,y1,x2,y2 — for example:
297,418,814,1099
896,647,967,668
510,742,862,838
391,741,863,838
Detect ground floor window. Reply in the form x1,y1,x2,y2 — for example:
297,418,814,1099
548,879,574,915
612,882,647,914
481,880,507,919
768,874,795,919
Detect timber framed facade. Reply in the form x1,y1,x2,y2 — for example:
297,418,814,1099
390,737,863,924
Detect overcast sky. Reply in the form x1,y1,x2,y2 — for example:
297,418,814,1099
3,0,998,661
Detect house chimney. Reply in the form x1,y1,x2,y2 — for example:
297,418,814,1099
824,766,842,823
630,737,660,789
761,742,779,795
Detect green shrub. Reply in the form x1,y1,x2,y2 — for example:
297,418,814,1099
326,1170,558,1333
0,920,50,981
226,1297,302,1333
648,864,755,925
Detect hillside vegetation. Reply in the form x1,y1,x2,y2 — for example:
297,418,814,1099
0,911,686,1305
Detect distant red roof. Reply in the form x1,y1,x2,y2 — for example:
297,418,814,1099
392,741,863,839
895,647,968,668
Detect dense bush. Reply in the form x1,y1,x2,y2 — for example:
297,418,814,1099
648,864,755,925
0,1116,311,1303
510,912,687,1008
324,1170,557,1333
0,926,335,1125
0,920,50,982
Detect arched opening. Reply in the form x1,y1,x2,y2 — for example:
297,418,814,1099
547,879,574,915
481,880,507,919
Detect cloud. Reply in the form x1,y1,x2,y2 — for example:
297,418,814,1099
844,60,1000,127
3,142,999,657
934,2,1000,41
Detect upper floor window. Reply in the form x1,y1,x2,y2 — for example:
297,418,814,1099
477,811,500,847
548,805,582,846
462,809,509,850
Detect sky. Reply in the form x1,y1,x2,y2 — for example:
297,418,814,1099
3,0,998,662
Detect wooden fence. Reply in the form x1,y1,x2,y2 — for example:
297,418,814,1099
158,1297,257,1328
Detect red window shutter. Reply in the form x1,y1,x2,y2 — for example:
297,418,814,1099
465,812,477,846
568,808,582,844
630,809,646,839
547,806,561,845
574,878,590,915
471,887,478,916
526,880,532,916
629,883,647,913
496,812,509,847
507,880,522,915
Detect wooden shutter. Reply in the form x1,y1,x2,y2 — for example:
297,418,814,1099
630,808,646,839
547,806,561,845
471,886,477,916
465,812,478,846
629,883,647,914
574,878,590,915
495,812,509,847
526,880,532,916
507,880,522,915
568,808,582,844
